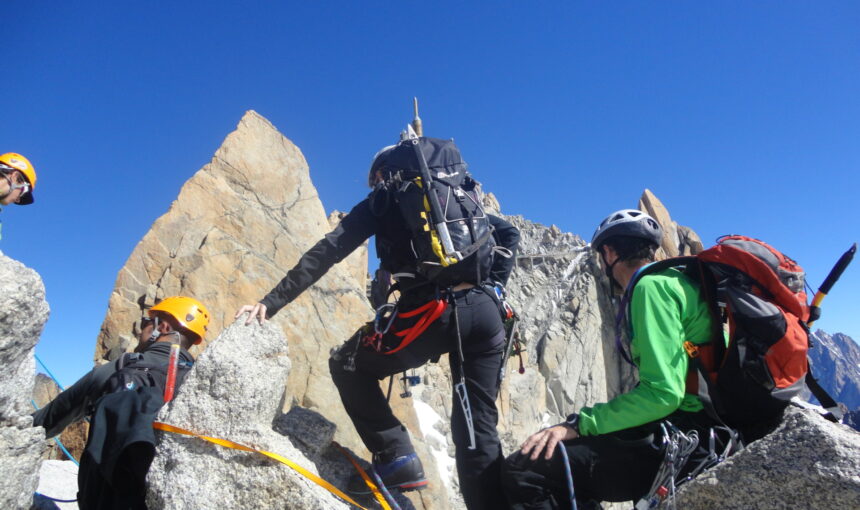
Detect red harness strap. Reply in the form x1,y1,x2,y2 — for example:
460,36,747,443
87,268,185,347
385,299,448,355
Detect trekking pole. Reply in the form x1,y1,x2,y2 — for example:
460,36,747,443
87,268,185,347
163,343,181,403
808,243,856,328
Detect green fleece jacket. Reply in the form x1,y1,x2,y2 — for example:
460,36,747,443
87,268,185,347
577,267,714,436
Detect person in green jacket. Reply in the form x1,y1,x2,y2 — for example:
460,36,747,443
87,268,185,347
501,209,726,509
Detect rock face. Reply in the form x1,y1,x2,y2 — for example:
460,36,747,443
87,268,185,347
675,407,860,509
808,330,860,411
147,320,351,509
638,189,704,257
93,111,372,445
33,374,88,462
0,251,49,509
103,112,446,509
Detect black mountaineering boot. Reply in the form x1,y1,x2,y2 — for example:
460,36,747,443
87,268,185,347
347,452,428,494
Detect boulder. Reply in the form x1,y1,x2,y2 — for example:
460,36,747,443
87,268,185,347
675,407,860,509
147,320,350,509
0,251,49,509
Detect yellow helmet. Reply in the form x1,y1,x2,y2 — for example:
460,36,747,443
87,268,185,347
148,296,210,344
0,153,36,205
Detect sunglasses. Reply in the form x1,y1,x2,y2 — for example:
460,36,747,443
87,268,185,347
140,316,156,329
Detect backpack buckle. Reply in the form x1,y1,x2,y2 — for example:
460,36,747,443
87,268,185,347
683,341,700,358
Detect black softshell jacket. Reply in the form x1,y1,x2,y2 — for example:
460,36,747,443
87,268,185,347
32,343,194,510
259,194,520,317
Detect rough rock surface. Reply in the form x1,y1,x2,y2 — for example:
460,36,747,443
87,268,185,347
675,407,860,509
0,251,49,510
147,320,350,509
93,111,373,444
33,374,88,462
638,188,703,257
99,111,445,509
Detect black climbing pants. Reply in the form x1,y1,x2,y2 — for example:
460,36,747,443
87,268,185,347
501,411,725,509
330,287,506,510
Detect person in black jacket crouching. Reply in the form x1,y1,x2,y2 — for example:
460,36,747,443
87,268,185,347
33,296,210,510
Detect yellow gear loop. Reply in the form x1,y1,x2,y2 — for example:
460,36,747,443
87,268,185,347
152,422,371,510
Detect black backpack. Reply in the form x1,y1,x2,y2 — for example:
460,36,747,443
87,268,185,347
103,351,193,398
375,137,495,288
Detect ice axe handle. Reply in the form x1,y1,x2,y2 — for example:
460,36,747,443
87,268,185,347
808,242,856,327
819,243,856,295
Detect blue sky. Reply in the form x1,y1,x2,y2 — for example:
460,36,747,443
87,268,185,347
3,2,858,386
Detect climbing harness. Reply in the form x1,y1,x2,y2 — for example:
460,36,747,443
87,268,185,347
558,444,577,510
153,422,373,510
634,422,741,509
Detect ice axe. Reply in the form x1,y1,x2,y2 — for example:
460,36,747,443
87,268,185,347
808,242,856,327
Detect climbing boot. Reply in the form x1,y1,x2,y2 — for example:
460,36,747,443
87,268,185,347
346,452,428,494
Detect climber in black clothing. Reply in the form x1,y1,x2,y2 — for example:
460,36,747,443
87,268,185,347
33,296,210,510
236,135,520,510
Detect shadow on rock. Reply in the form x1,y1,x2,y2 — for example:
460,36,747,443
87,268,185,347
274,406,417,510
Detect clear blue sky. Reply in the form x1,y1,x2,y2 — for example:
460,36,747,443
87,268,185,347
3,2,858,386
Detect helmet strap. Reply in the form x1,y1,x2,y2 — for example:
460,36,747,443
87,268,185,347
602,252,623,291
147,316,161,343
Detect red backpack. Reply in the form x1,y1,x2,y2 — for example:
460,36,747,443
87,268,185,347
627,235,841,427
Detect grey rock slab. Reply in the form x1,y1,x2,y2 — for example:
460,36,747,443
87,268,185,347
0,251,49,510
147,320,349,510
675,407,860,509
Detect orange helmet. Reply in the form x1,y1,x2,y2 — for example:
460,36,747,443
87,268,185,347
149,296,210,344
0,153,36,205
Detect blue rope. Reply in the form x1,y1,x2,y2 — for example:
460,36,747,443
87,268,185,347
558,445,577,510
34,492,77,503
35,353,66,391
30,399,80,467
370,466,403,510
